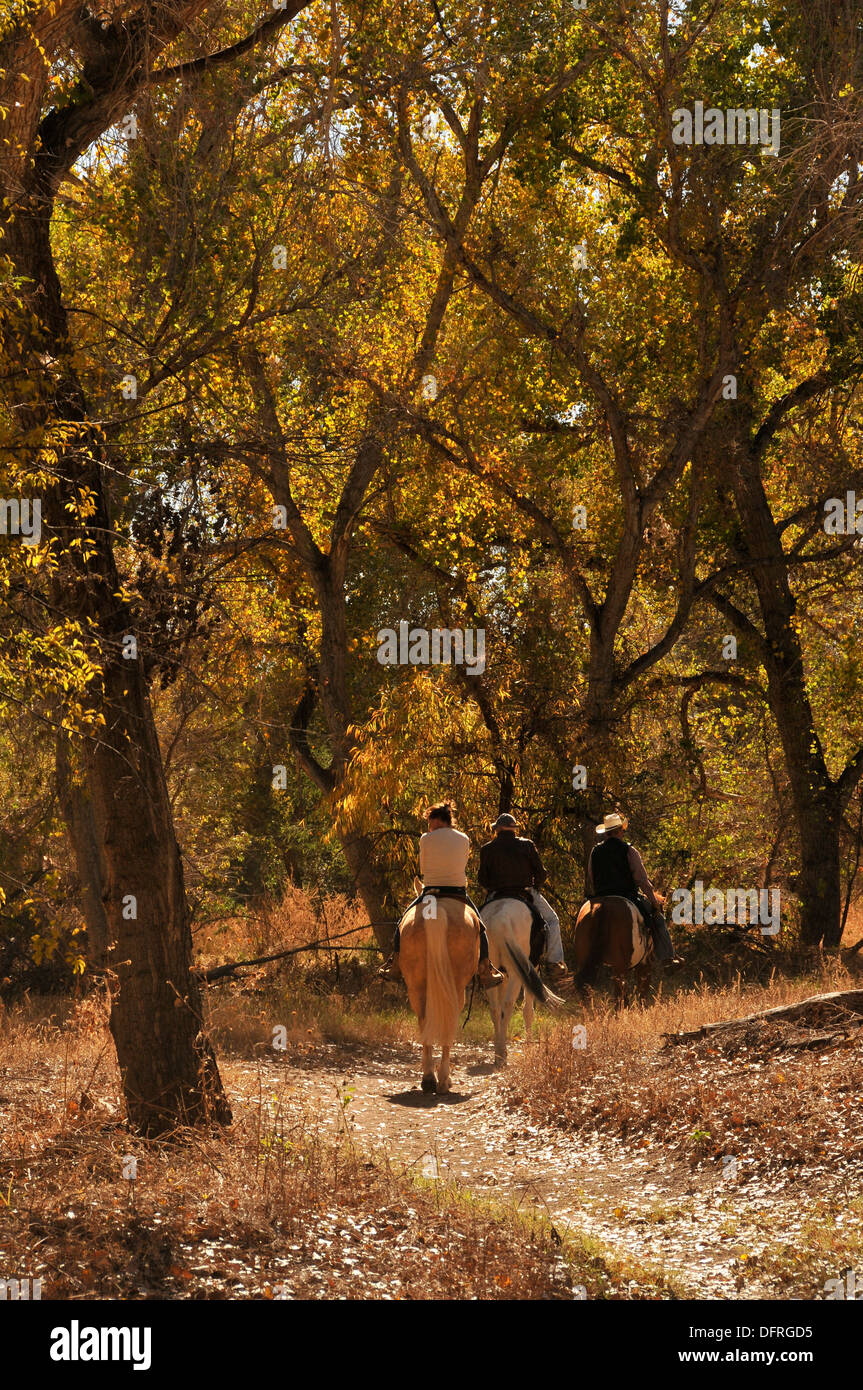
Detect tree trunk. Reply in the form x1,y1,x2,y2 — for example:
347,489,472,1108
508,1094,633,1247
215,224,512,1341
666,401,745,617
339,829,399,950
92,660,231,1134
732,453,843,947
56,737,110,971
795,802,843,948
3,192,230,1136
289,671,395,949
578,646,620,891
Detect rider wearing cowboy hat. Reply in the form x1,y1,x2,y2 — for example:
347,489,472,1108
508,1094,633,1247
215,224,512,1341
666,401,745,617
478,813,570,983
587,812,680,966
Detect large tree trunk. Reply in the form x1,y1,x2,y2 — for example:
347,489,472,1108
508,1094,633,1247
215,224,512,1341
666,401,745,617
3,190,230,1136
732,454,843,947
339,829,399,949
289,673,396,949
578,641,623,889
56,737,110,971
91,660,231,1133
316,572,401,947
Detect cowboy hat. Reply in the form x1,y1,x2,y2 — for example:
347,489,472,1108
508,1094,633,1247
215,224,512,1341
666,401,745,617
491,813,518,830
596,811,628,835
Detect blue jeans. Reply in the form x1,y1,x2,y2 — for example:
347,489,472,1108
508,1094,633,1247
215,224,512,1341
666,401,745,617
526,890,565,964
640,899,674,962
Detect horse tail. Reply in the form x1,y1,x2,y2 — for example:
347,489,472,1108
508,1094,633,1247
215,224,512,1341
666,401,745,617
498,920,563,1010
575,901,609,988
420,914,462,1048
506,938,563,1009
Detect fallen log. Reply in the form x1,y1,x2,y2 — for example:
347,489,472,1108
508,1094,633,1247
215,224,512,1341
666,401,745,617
662,989,863,1045
779,1028,858,1051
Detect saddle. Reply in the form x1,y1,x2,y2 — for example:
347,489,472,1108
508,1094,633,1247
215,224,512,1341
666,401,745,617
593,892,649,929
632,894,655,937
404,885,482,917
482,888,547,964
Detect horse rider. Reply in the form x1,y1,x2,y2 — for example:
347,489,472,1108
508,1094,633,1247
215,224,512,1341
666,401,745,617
586,812,680,966
378,802,506,989
478,813,570,983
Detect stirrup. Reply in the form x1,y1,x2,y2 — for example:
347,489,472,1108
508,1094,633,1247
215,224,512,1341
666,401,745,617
378,953,402,981
546,961,570,980
478,959,505,986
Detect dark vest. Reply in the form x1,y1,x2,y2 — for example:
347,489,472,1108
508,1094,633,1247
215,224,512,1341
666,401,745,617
590,837,637,900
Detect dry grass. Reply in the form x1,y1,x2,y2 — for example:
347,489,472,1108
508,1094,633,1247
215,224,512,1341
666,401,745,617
203,980,501,1057
5,887,862,1302
751,1196,863,1296
509,957,863,1174
194,885,371,968
0,995,666,1300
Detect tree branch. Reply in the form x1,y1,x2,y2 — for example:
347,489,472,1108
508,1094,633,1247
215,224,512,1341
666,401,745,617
151,3,310,84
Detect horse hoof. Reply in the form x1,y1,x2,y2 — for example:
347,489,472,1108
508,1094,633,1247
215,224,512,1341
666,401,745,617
421,1074,436,1093
435,1079,450,1095
494,1054,507,1069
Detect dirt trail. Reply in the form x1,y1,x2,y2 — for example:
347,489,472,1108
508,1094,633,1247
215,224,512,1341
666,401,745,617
265,1037,857,1300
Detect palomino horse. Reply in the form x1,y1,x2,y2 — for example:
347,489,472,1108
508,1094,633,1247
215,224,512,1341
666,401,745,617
480,897,563,1066
573,896,654,1008
399,888,479,1094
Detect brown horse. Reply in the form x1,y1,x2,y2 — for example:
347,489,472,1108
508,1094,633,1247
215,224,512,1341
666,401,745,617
573,896,654,1008
399,890,480,1094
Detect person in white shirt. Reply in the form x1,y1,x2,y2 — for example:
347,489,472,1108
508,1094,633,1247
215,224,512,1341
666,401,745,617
378,803,505,988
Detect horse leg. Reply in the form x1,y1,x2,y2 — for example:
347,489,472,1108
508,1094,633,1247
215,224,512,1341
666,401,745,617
636,961,651,1004
484,978,505,1065
498,979,520,1066
487,979,510,1066
613,974,626,1010
491,987,507,1066
523,988,535,1040
436,1045,451,1094
421,1043,436,1093
497,996,509,1067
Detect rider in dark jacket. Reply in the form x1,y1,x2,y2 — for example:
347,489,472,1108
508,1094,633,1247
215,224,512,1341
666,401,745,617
478,814,569,981
587,812,680,965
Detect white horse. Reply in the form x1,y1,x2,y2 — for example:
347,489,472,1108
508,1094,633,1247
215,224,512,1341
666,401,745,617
479,896,563,1065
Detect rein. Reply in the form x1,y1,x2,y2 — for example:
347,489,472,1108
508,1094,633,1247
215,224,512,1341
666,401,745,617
462,973,477,1029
